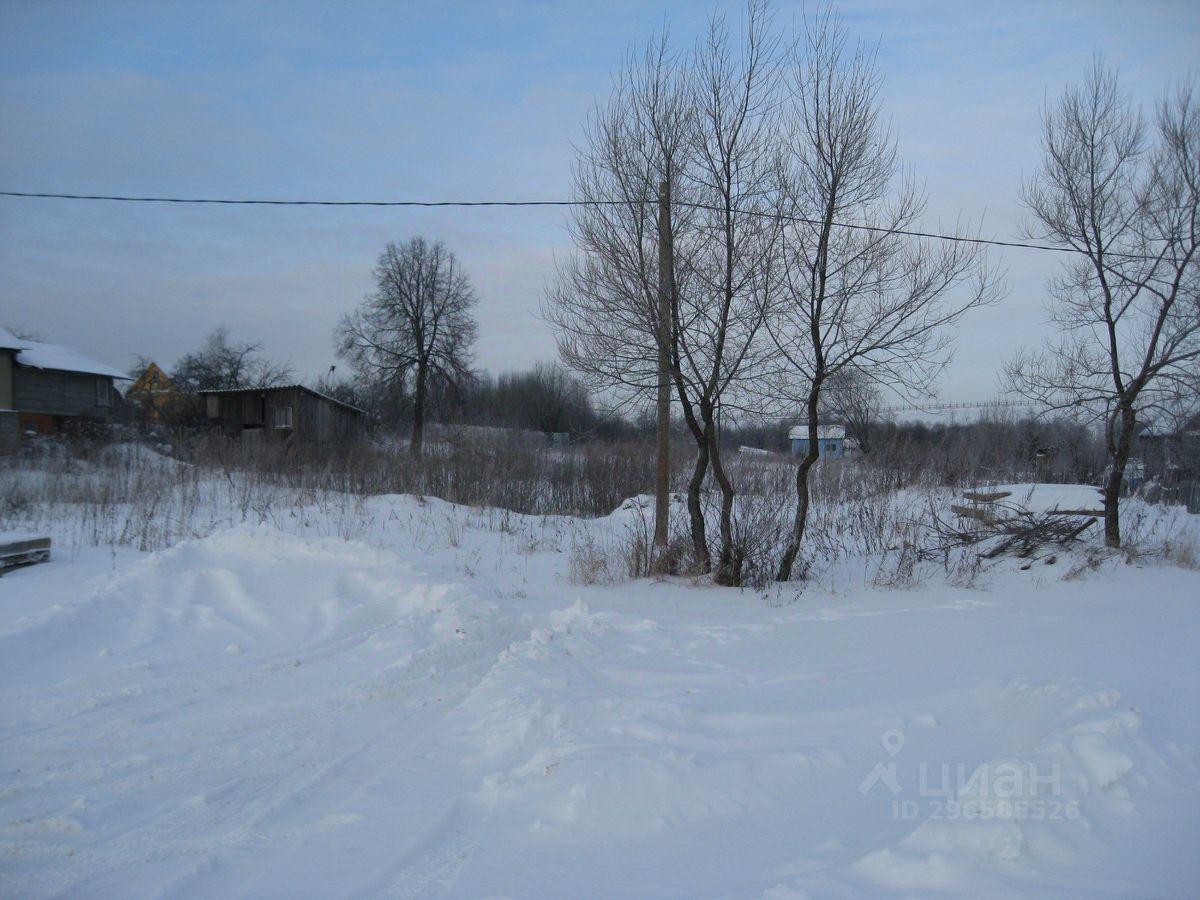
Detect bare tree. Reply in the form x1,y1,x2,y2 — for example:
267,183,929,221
547,3,786,585
172,325,293,392
819,368,886,454
2,324,45,341
545,30,701,568
671,0,785,584
337,238,477,454
1006,62,1200,547
767,10,997,581
500,362,595,436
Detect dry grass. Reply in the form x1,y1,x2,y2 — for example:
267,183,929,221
4,434,1196,586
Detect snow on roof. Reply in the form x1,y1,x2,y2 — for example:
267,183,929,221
789,424,846,441
0,326,129,379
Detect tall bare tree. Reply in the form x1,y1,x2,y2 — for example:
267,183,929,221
545,30,702,568
819,368,886,454
767,10,996,581
338,238,477,454
1006,62,1200,547
548,3,786,585
671,0,785,584
172,325,293,392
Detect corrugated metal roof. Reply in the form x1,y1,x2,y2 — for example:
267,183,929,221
196,385,367,415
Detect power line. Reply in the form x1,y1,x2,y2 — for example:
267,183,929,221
0,188,1158,261
0,190,594,208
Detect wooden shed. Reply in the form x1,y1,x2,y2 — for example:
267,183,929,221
198,385,365,444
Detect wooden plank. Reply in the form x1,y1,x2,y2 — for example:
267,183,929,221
1,536,51,556
0,535,51,571
961,491,1012,503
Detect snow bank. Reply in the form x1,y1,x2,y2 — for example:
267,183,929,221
0,526,478,686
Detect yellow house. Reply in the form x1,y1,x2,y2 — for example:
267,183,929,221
126,362,187,422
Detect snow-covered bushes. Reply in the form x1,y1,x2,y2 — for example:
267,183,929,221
4,437,1197,586
0,434,669,554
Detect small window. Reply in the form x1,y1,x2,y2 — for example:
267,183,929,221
206,395,220,418
273,406,293,429
96,379,111,406
826,442,837,453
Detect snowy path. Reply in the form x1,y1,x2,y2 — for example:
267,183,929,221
1,507,1198,897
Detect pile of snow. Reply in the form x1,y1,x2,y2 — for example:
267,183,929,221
0,527,483,686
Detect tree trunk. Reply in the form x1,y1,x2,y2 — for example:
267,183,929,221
411,362,427,455
777,388,822,582
707,409,741,586
1102,404,1136,548
686,438,711,574
776,449,818,582
671,361,712,575
652,180,673,571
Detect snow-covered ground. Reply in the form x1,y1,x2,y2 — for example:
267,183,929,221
1,484,1198,897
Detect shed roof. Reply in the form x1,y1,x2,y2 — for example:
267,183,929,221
0,326,129,379
196,384,367,415
789,424,846,441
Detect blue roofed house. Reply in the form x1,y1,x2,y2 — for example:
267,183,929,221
0,326,129,451
789,424,856,460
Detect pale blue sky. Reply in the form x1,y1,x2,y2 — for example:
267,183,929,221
1,1,1197,405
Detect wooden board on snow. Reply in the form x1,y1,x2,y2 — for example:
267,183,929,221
0,534,51,572
961,491,1012,503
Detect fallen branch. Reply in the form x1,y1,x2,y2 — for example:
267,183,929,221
951,504,999,524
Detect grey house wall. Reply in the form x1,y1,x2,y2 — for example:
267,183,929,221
0,412,17,451
13,368,115,419
0,350,16,452
0,349,13,411
790,437,846,460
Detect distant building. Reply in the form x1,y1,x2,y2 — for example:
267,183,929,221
0,326,129,451
1139,414,1200,487
198,385,365,444
788,424,855,460
126,362,189,423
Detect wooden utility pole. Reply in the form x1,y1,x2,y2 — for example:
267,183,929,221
652,179,672,568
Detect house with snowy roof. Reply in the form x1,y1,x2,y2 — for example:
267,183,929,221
0,326,129,450
788,423,856,460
